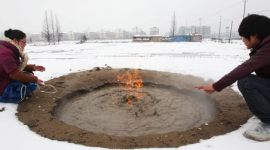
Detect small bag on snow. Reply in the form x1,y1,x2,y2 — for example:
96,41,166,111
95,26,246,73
0,81,37,104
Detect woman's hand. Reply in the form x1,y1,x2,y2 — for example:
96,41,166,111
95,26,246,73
195,85,216,94
37,79,45,86
34,65,46,72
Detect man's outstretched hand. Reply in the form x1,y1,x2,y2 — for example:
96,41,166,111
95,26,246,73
195,85,216,94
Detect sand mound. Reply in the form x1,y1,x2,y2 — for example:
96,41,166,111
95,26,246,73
16,68,252,149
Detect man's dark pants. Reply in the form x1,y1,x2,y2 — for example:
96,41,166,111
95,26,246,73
237,74,270,125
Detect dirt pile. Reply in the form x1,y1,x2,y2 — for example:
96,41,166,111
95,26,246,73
16,68,252,149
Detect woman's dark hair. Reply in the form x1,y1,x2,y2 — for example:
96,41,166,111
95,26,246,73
238,14,270,41
4,29,26,41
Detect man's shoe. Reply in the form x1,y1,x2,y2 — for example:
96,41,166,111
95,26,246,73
243,122,270,141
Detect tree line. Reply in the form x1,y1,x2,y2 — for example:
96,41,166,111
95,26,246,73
42,11,63,45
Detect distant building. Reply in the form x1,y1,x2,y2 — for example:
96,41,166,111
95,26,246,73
98,30,115,40
132,27,146,35
64,31,84,41
106,31,115,40
133,34,201,43
115,29,123,39
73,32,84,40
190,34,202,42
98,30,106,39
133,35,162,42
28,33,43,42
179,26,211,39
61,32,69,41
161,36,171,42
150,27,159,35
170,35,190,42
211,30,241,40
86,31,99,40
123,31,133,39
67,31,74,40
179,26,191,35
115,29,133,39
170,34,202,42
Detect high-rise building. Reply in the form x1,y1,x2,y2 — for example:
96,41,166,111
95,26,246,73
150,27,159,35
179,26,211,39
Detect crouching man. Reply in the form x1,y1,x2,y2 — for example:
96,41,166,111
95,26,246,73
195,14,270,141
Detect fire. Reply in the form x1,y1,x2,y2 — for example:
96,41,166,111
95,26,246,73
112,69,144,105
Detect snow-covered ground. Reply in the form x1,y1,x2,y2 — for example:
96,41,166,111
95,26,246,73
0,40,269,150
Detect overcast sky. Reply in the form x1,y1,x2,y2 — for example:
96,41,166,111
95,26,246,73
1,0,270,35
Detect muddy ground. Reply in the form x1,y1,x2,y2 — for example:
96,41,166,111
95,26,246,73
16,68,252,149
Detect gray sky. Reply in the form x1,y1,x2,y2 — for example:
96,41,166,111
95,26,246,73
1,0,270,35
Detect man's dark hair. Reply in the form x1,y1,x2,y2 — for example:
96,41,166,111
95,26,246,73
4,29,26,41
238,14,270,41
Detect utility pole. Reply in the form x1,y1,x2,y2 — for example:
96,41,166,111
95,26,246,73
243,0,247,18
218,16,221,40
229,21,233,43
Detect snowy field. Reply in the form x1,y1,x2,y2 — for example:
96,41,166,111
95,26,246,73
0,40,270,150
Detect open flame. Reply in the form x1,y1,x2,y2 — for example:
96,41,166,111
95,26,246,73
112,69,144,105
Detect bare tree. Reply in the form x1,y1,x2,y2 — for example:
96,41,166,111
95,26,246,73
50,11,56,45
55,14,63,44
42,11,51,45
170,12,177,38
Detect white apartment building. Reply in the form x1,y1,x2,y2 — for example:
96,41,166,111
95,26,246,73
115,29,133,39
28,33,44,42
132,27,146,35
86,31,99,40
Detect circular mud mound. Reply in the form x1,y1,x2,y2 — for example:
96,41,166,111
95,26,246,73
16,68,252,149
54,83,220,136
